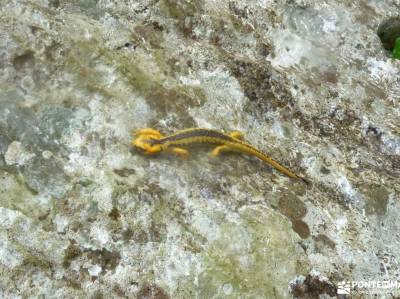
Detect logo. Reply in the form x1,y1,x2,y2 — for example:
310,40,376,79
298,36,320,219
337,280,400,295
337,281,351,295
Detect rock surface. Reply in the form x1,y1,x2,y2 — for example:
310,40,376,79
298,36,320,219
0,0,399,298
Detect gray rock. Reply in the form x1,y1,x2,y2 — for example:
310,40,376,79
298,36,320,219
0,0,399,298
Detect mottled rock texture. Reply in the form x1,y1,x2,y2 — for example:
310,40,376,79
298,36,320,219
0,0,399,298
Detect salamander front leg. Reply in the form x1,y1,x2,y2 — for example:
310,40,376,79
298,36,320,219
132,138,162,154
169,147,189,159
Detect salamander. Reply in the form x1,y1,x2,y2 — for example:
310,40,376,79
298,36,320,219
132,128,308,184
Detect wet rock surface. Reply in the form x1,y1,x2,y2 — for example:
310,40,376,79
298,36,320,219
0,0,399,298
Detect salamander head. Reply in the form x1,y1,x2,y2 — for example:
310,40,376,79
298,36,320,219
132,135,163,155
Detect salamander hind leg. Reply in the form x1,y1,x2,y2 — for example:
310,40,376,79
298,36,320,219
229,131,244,140
210,145,232,157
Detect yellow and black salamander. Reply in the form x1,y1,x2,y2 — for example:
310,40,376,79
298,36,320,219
132,128,308,184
